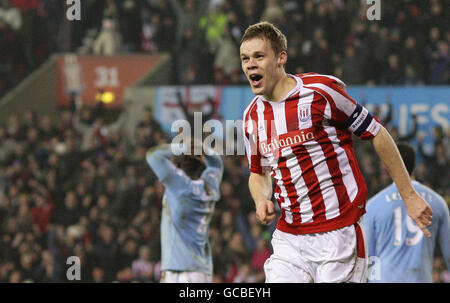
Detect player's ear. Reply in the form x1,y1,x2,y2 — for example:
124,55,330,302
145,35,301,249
278,51,287,67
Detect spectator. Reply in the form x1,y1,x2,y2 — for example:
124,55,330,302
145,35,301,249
33,250,59,283
428,41,449,84
339,46,364,84
232,262,260,283
72,102,128,152
117,0,141,53
92,18,121,56
199,3,228,52
213,26,241,84
251,238,271,275
116,238,138,273
141,13,161,54
0,18,20,94
402,36,425,82
131,245,154,282
168,0,208,50
0,0,22,31
381,54,404,84
91,267,105,283
92,224,117,282
261,0,284,26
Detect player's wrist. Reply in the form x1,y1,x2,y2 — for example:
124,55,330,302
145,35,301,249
254,198,271,208
399,186,418,204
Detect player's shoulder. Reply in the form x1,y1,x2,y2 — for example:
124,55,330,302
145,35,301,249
191,177,221,202
298,73,347,89
167,170,191,192
243,95,260,120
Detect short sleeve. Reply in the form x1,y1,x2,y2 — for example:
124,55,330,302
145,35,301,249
304,75,382,140
243,111,265,174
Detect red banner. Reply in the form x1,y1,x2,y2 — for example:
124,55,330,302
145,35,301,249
56,54,162,108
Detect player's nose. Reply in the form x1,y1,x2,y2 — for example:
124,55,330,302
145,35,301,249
247,57,258,69
247,64,258,74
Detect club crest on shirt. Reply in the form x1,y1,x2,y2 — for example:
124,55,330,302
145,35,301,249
298,104,311,123
297,103,312,129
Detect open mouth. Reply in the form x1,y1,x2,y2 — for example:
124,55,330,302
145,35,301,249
249,74,263,87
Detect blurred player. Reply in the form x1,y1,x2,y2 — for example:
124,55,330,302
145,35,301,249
146,141,223,283
240,21,433,283
365,142,449,282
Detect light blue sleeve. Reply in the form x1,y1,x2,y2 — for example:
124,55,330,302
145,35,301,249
146,144,190,190
437,200,450,269
200,148,224,201
204,149,224,174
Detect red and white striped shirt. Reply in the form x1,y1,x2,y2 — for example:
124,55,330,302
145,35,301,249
243,73,381,235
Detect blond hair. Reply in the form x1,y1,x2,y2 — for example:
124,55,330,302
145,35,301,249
241,21,287,55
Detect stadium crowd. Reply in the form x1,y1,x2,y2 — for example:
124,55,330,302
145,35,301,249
0,0,448,97
0,100,448,283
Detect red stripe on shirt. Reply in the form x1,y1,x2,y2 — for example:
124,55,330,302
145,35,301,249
246,101,263,174
310,92,351,217
354,222,366,258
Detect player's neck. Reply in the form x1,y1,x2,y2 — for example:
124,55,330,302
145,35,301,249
263,72,297,102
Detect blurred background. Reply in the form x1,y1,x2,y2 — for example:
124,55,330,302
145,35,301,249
0,0,448,283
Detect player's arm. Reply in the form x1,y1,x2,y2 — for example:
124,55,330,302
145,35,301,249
146,144,189,189
249,171,275,225
175,90,191,119
371,126,433,237
200,146,224,201
146,144,175,181
308,76,432,236
242,108,275,225
72,102,90,133
203,146,224,173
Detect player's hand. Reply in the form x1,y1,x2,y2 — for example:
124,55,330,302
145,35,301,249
255,200,276,225
404,194,433,238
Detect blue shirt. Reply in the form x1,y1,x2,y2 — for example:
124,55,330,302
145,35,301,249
146,145,223,275
365,181,450,282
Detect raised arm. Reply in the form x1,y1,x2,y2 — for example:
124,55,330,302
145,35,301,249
146,144,175,182
175,90,191,121
249,171,275,225
203,147,223,173
398,114,418,142
371,126,433,237
72,110,90,134
201,146,224,201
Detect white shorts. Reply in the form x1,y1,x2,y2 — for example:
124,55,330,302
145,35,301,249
264,219,368,283
160,271,212,283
